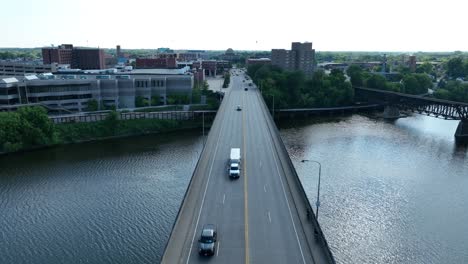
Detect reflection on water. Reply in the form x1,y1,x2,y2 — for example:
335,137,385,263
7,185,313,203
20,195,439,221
281,114,468,264
1,115,467,264
0,130,203,264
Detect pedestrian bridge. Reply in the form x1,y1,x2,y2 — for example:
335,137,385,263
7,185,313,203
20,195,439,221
161,72,335,264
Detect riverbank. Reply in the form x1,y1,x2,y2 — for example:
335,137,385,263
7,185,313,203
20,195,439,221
0,107,212,155
55,118,210,144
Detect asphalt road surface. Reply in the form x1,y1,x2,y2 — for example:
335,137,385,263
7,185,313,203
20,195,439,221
162,69,330,264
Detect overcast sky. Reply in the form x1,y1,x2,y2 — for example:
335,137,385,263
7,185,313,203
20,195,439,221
1,0,467,51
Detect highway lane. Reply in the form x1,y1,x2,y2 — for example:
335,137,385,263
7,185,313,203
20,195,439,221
162,69,324,264
243,77,313,264
179,72,247,264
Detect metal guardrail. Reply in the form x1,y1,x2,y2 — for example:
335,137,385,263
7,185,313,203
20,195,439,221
49,111,216,124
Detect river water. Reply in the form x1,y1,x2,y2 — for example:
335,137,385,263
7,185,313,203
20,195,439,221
0,130,203,264
0,115,467,263
281,115,468,264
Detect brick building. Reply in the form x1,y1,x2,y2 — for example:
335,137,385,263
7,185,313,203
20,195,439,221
42,44,105,70
42,44,73,65
271,42,315,76
136,57,177,69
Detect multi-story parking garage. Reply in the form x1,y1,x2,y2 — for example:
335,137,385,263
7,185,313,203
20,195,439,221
0,71,194,112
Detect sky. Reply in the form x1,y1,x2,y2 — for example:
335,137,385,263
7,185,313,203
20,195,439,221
1,0,467,52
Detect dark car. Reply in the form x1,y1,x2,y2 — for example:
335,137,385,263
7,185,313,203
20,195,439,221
198,224,217,256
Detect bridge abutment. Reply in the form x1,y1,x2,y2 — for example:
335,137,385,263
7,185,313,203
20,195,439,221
382,105,401,119
455,120,468,143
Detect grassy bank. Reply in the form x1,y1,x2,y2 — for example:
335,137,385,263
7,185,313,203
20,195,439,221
0,106,210,154
56,118,206,143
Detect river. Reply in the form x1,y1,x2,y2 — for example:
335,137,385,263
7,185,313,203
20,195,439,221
0,115,467,263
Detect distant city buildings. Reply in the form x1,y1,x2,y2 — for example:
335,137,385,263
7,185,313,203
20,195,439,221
136,56,177,69
219,48,241,62
271,42,315,76
246,58,271,67
42,44,106,70
191,60,230,76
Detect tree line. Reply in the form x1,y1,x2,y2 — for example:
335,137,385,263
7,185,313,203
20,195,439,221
0,106,57,152
0,106,206,153
247,64,354,109
347,65,434,95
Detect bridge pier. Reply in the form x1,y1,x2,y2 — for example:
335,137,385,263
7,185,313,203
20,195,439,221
455,120,468,143
382,105,401,119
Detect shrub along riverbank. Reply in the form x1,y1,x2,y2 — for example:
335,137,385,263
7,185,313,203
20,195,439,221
0,106,208,154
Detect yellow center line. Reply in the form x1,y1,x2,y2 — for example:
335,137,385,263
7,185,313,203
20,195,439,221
243,91,249,264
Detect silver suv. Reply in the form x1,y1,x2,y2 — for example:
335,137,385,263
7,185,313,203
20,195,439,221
198,224,217,256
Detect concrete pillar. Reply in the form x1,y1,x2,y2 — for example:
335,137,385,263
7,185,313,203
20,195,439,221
455,119,468,143
382,105,400,119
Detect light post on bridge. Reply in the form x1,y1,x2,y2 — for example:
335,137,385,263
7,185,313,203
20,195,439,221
202,111,205,147
301,159,322,221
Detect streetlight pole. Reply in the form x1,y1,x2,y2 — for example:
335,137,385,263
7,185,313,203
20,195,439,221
202,111,205,147
301,159,322,221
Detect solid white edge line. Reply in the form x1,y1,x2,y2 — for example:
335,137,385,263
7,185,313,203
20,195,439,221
217,241,220,257
261,91,308,264
185,87,230,264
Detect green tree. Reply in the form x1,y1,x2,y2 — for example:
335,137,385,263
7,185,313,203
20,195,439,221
446,57,466,79
17,106,56,146
413,74,433,91
365,74,388,90
402,75,422,94
151,95,163,106
346,65,364,86
0,106,57,152
86,99,99,111
433,89,450,100
433,80,468,103
416,62,434,75
135,96,149,107
103,110,119,135
222,72,231,88
0,112,24,152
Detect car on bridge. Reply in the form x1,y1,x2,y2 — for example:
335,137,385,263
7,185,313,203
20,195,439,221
198,224,217,256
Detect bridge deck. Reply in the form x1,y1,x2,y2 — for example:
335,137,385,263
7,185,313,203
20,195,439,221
162,71,334,263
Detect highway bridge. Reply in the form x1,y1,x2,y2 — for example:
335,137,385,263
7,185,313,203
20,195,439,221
161,71,335,263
